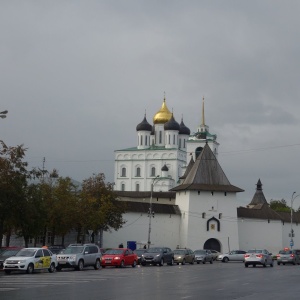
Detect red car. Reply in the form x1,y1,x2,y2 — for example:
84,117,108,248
101,248,138,268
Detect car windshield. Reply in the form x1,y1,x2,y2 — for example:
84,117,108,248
1,249,20,256
146,248,162,253
279,250,292,254
174,250,185,255
16,249,36,257
194,250,206,255
247,250,263,253
134,250,146,255
104,249,124,255
63,246,84,254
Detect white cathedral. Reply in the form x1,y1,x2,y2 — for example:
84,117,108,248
103,97,300,254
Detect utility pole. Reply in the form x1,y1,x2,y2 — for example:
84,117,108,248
147,175,160,249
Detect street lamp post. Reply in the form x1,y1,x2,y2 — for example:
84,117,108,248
0,110,8,119
147,175,160,249
290,192,300,249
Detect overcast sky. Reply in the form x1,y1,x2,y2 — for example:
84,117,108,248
1,1,300,207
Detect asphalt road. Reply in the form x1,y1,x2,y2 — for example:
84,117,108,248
1,261,300,300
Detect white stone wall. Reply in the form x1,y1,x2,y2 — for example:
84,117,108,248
103,211,181,250
238,218,283,255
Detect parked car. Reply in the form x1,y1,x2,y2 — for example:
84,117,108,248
194,249,213,264
101,248,138,268
276,249,300,265
56,243,101,271
134,249,147,265
0,246,21,255
48,245,65,254
0,248,22,269
206,249,221,261
173,248,195,265
244,249,273,267
217,250,246,262
141,247,174,266
3,247,57,274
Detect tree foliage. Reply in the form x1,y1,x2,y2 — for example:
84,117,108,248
0,141,126,247
270,199,291,212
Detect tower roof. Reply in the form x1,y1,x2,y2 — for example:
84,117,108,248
171,144,244,192
248,179,268,207
179,156,194,180
153,97,172,124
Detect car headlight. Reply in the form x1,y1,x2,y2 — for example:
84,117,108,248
156,254,161,257
114,257,120,260
68,256,76,261
17,260,26,264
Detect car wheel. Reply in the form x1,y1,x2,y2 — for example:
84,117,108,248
177,262,179,265
202,260,206,264
27,263,34,274
270,262,273,267
77,260,84,271
48,262,55,273
190,259,194,265
245,264,248,268
210,259,213,264
197,262,199,264
94,259,101,270
4,270,11,274
132,260,137,268
120,260,125,268
277,262,280,265
182,259,186,265
223,257,229,263
293,261,296,265
159,258,164,266
141,262,146,266
263,262,266,267
56,265,62,271
102,265,106,268
283,263,285,265
253,264,256,267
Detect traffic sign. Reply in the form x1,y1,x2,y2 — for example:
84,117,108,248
290,240,294,247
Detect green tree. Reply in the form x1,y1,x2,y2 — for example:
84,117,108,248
78,173,126,245
270,199,290,212
47,177,79,246
0,141,39,247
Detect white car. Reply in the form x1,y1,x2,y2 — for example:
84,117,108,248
217,250,246,262
244,249,273,267
3,247,57,274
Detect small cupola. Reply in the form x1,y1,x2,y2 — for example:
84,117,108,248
164,114,180,131
136,114,152,132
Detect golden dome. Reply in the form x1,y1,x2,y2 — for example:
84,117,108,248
153,98,172,124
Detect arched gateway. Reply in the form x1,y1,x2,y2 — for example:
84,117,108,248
203,238,221,252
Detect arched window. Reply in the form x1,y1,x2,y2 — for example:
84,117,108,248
179,138,181,148
121,167,126,177
121,184,125,191
136,167,141,177
173,134,175,144
136,183,140,192
151,167,156,177
159,131,162,143
145,136,148,146
140,135,143,146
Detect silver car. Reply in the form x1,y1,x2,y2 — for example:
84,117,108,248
244,249,273,267
194,249,213,264
56,243,101,271
276,249,300,265
217,250,246,263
